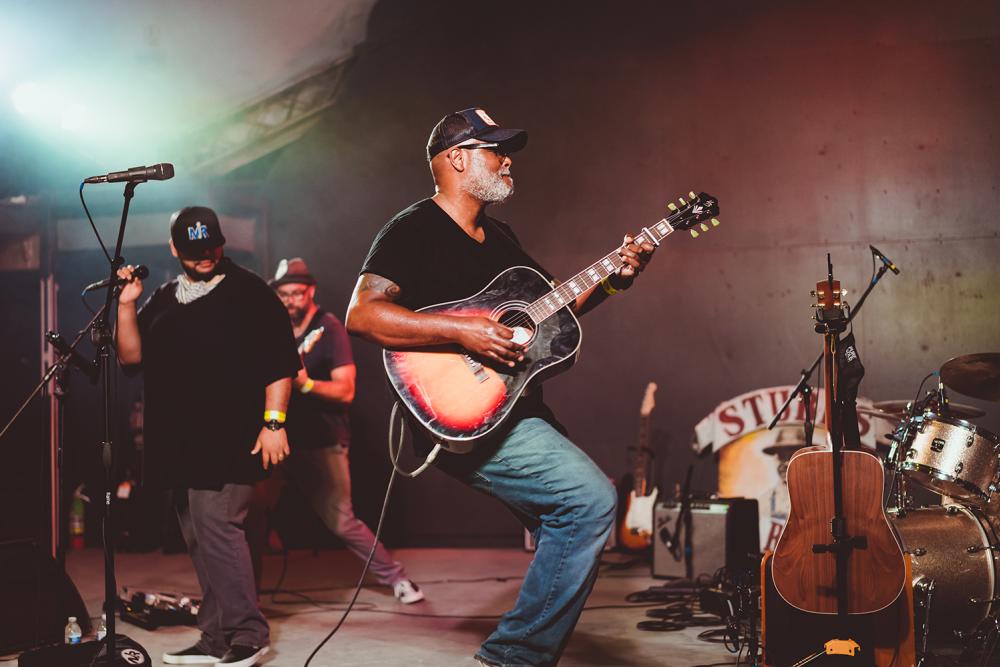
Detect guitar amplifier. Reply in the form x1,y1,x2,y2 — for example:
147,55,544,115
653,498,759,579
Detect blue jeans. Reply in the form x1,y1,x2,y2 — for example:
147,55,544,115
438,418,616,666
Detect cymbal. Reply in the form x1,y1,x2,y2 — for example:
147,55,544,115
868,399,985,420
941,353,1000,402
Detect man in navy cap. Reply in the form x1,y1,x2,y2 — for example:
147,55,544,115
346,108,657,666
115,206,300,667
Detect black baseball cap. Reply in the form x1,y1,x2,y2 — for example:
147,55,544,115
426,107,528,161
169,206,226,257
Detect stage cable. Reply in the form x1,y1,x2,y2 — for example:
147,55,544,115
302,401,441,666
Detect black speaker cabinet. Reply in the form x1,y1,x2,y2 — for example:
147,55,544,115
0,539,89,654
653,498,759,579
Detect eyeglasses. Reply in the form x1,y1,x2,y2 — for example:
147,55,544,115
456,142,509,158
276,288,309,301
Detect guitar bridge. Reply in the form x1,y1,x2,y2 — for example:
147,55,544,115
463,355,491,383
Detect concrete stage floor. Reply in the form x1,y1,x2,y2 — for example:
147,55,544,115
16,547,743,666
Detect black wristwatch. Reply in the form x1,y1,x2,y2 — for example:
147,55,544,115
264,419,285,432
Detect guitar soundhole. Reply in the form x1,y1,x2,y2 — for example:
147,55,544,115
497,309,536,347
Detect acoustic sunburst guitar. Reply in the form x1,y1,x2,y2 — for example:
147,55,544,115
384,192,720,452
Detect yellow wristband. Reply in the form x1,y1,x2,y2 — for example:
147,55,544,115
600,278,619,296
300,378,315,394
263,410,286,423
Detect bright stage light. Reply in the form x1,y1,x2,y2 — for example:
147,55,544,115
60,103,90,131
11,82,50,116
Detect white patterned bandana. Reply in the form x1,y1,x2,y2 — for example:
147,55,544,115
175,272,226,304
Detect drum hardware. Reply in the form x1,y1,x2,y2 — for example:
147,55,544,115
913,579,934,665
967,544,1000,554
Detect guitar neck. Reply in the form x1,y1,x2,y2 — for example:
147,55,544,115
633,414,651,494
524,216,679,323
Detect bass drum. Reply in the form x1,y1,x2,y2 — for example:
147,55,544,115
891,505,1000,639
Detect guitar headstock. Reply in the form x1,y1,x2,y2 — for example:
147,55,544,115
811,278,848,329
666,191,721,238
640,382,657,417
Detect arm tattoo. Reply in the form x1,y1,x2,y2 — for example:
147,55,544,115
360,273,402,301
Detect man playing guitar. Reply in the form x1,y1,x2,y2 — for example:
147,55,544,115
346,107,656,666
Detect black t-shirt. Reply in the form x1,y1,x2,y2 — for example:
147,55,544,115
287,309,353,449
135,258,301,489
359,198,561,435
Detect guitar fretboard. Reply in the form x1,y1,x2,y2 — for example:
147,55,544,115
524,217,677,324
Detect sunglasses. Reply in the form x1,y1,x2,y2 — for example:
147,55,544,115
455,142,510,158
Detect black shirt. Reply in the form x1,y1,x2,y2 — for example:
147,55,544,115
287,310,354,449
135,258,301,489
359,198,560,435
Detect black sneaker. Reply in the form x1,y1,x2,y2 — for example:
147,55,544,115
162,644,222,664
217,645,269,667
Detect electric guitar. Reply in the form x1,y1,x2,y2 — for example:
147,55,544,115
384,192,720,452
620,382,659,550
298,325,325,356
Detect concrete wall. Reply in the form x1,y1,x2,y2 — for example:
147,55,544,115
259,0,1000,545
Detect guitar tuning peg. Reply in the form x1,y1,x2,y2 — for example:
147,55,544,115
679,197,688,205
689,229,700,238
688,191,697,199
667,202,678,212
699,223,709,232
711,218,720,227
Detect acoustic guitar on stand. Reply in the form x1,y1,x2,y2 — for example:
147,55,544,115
385,192,720,453
620,382,659,550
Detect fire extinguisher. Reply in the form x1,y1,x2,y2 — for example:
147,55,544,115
69,484,89,549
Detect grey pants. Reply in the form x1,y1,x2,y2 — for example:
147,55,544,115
247,445,405,588
177,484,269,654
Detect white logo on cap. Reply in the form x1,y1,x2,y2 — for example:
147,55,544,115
474,109,497,126
187,222,210,241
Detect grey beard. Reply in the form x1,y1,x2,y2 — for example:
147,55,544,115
463,169,513,204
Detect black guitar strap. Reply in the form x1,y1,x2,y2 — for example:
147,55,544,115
836,332,865,450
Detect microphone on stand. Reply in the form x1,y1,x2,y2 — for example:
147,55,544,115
45,332,99,383
83,265,149,292
936,372,948,412
83,164,174,184
869,245,900,275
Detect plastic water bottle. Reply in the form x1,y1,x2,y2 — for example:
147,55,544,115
96,613,107,641
64,616,82,644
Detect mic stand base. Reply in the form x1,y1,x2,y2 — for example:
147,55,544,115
17,635,151,667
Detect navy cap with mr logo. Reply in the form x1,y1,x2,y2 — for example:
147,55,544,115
169,206,226,257
426,107,528,161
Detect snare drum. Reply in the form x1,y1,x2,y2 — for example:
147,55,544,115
892,504,1000,639
900,413,1000,502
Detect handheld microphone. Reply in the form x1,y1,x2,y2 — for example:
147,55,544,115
869,245,900,275
83,164,174,184
45,332,98,383
84,265,149,292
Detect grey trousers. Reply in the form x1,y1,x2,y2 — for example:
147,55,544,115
247,445,405,588
177,484,269,654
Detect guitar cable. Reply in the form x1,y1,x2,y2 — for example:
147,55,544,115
388,400,443,478
302,402,442,666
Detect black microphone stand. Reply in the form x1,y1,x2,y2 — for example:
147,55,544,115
87,179,149,665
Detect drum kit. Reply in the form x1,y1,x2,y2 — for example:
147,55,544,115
868,353,1000,654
